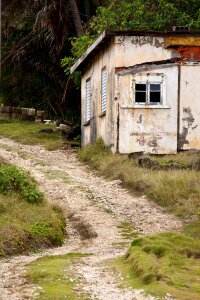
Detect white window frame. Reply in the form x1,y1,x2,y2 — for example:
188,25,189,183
131,73,166,107
86,78,91,122
101,67,107,113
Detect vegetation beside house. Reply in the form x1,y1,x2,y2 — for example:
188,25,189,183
0,160,65,257
80,139,200,298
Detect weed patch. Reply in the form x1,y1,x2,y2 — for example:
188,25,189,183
0,165,44,203
117,221,139,240
114,232,200,299
26,253,89,300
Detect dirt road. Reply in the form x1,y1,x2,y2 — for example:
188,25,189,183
0,137,182,300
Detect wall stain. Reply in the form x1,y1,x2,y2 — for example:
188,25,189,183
137,114,143,124
131,36,164,48
136,135,146,146
148,135,162,153
178,106,195,149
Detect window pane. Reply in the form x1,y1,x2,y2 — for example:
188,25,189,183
135,91,146,103
150,84,160,91
135,84,146,91
150,91,161,103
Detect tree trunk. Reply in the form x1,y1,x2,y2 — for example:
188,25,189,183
68,0,83,36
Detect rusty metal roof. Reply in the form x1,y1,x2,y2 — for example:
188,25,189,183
70,29,200,73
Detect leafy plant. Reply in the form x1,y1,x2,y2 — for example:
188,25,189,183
0,165,44,203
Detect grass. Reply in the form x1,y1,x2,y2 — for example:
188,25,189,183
26,253,89,300
117,221,139,240
0,119,64,150
79,139,200,238
80,140,200,298
42,169,71,183
114,232,200,299
0,163,65,256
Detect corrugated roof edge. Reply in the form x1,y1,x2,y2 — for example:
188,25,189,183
70,29,200,74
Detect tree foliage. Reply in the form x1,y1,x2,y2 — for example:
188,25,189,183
1,0,105,120
65,0,200,68
1,1,200,120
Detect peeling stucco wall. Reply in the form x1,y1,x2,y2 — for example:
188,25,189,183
116,66,178,154
81,34,200,154
114,36,176,67
179,64,200,150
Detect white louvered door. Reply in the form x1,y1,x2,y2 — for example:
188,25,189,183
101,68,107,112
86,79,91,122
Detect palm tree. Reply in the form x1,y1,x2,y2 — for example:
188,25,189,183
1,0,106,119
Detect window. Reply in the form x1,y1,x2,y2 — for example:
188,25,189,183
101,67,107,112
86,78,91,122
133,74,164,105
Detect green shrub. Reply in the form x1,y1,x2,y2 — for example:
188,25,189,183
27,221,64,246
0,165,44,203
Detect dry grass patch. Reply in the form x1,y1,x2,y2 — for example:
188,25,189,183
79,139,200,237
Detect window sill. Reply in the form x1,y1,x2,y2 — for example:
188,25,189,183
120,104,171,109
83,120,90,126
99,111,106,118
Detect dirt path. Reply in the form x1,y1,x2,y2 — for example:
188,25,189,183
0,137,182,300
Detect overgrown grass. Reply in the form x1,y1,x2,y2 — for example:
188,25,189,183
0,163,65,256
26,253,89,300
0,119,63,150
79,139,200,238
114,232,200,299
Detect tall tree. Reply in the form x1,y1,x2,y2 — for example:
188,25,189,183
69,0,83,36
1,0,102,119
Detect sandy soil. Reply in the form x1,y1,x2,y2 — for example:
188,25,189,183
0,137,182,300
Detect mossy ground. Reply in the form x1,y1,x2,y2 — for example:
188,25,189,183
113,232,200,299
26,253,89,300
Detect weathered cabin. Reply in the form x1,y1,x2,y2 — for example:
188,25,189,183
71,30,200,154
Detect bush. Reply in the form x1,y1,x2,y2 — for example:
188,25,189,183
27,221,64,246
0,165,44,203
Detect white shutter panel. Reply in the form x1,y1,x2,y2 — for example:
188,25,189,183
86,79,91,122
101,68,107,112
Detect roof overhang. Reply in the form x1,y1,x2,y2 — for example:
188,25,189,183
70,29,200,74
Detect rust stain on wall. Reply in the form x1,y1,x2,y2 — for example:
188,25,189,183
164,36,200,48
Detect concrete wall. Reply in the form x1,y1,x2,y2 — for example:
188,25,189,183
179,63,200,150
114,35,176,67
116,66,179,154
